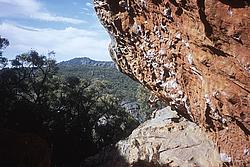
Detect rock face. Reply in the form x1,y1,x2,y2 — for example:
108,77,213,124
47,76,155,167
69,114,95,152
117,107,222,167
121,101,146,123
94,0,250,165
83,107,222,167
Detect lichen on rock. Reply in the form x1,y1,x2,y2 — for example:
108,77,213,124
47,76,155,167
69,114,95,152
94,0,250,166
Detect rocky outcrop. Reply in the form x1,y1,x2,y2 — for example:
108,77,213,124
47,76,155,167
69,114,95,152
117,107,222,166
94,0,250,166
83,107,222,167
121,101,146,123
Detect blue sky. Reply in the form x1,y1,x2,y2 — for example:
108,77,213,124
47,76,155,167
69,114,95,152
0,0,111,62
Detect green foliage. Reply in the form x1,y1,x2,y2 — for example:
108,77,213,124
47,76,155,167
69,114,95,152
135,86,154,117
57,65,141,101
0,49,139,166
0,37,156,166
0,36,9,68
58,60,162,119
0,36,9,50
57,63,157,120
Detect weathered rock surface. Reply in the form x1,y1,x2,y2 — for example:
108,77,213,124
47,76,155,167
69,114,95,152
83,107,222,167
94,0,250,165
117,107,222,166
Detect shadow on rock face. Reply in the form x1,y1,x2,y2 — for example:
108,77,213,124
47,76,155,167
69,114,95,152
82,146,169,167
219,0,249,8
132,160,169,167
82,146,129,167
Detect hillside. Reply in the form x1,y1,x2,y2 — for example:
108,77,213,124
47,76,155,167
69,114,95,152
57,57,145,102
58,57,115,68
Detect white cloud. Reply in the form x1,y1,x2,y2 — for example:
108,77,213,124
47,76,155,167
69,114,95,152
0,0,85,24
0,23,111,62
81,3,95,17
30,13,84,24
86,2,92,8
82,7,89,11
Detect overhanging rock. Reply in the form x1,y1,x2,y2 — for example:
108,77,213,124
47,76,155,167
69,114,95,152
93,0,250,165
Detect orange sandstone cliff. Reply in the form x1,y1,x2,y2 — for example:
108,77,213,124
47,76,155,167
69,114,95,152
93,0,250,166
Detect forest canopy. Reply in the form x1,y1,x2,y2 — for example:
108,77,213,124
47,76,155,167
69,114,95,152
0,36,140,166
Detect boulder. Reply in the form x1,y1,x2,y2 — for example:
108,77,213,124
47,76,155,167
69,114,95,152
117,107,222,166
94,0,250,165
83,107,222,167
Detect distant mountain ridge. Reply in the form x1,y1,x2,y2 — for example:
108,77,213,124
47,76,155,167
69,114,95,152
58,57,115,68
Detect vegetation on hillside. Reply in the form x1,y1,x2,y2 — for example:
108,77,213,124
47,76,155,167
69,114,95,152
57,64,141,102
57,58,159,122
0,36,140,166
